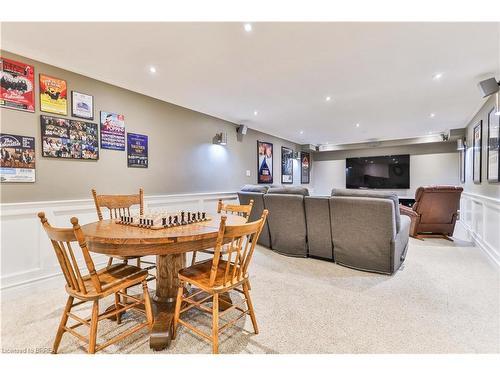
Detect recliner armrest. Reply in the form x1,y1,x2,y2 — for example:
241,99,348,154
399,204,418,218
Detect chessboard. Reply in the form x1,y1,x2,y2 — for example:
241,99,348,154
115,211,211,230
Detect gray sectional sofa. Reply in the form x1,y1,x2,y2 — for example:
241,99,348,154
238,185,410,275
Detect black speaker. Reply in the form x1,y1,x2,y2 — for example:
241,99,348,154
237,125,248,135
478,77,499,98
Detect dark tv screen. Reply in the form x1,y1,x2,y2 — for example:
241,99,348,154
346,154,410,189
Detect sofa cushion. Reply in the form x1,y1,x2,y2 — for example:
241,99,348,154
331,188,401,232
267,186,310,196
240,184,269,193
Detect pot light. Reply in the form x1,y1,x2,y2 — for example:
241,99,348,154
325,96,332,102
149,66,157,73
355,123,360,128
253,110,258,116
430,113,436,118
299,130,304,135
244,23,252,32
433,73,443,80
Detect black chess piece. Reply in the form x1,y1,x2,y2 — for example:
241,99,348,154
187,212,191,223
197,211,201,221
202,212,206,220
181,211,186,225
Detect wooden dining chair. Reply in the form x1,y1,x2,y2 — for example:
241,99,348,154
37,212,153,354
91,188,155,271
173,209,268,354
190,199,254,266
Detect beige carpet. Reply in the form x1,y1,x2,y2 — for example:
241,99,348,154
1,236,499,354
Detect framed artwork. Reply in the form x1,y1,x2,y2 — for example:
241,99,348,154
281,146,293,184
0,134,36,182
487,108,500,183
257,140,273,184
473,120,482,184
100,111,126,150
0,57,35,112
71,91,94,120
459,147,466,183
41,115,99,160
127,133,148,168
39,74,68,115
301,151,310,184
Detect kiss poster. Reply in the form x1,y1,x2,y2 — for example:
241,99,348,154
39,74,68,115
127,133,148,168
100,111,126,150
0,134,36,182
0,57,35,112
257,140,273,184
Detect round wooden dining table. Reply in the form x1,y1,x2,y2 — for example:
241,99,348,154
80,213,247,351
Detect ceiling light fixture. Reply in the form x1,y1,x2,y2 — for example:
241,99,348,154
433,73,443,80
299,130,304,135
244,23,252,32
355,123,360,128
149,66,157,73
325,96,331,102
253,110,258,116
213,132,227,145
430,113,436,118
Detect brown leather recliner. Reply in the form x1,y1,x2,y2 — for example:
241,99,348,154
400,186,463,239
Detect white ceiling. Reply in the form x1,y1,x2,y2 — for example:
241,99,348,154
2,22,499,145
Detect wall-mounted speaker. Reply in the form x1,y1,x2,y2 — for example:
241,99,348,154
477,77,499,98
237,125,248,135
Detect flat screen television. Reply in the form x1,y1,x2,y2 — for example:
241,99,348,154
346,154,410,189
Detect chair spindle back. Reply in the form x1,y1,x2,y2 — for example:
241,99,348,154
92,188,144,221
209,210,268,288
216,199,254,220
38,212,101,295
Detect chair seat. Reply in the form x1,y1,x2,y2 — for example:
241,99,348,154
179,259,247,291
69,263,148,299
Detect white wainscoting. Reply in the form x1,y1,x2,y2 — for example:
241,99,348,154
459,191,500,267
0,191,239,290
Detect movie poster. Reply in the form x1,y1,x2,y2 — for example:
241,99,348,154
281,146,293,184
100,111,125,150
473,121,482,183
487,108,499,182
257,141,273,184
41,115,99,160
0,57,35,112
39,74,68,115
127,133,148,168
301,152,310,184
0,134,36,182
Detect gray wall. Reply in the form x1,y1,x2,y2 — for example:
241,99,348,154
311,142,460,197
462,95,500,199
0,51,300,203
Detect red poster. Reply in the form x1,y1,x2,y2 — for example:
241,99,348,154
0,57,35,112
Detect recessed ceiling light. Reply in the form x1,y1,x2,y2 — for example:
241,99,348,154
149,66,157,73
432,73,443,80
253,110,258,116
244,23,252,32
430,113,436,118
355,123,360,128
299,130,304,135
325,96,331,102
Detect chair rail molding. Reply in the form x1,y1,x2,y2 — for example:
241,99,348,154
0,191,238,290
459,191,500,267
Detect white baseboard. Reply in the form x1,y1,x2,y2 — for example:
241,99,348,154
460,192,500,268
0,191,238,290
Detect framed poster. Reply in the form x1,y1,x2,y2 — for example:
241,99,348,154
257,141,273,184
39,74,68,115
0,57,35,112
473,120,482,184
127,133,148,168
0,134,36,182
301,151,310,184
41,115,99,160
71,91,94,120
100,111,125,150
487,108,500,183
281,146,293,184
459,147,466,183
